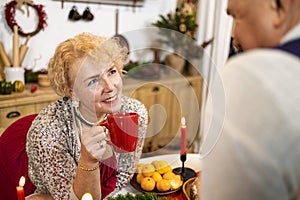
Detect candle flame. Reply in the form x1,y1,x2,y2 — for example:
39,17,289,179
81,193,93,200
19,176,25,187
181,117,186,126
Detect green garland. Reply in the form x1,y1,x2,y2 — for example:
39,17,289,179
106,192,174,200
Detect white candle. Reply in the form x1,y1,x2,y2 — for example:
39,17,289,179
81,193,93,200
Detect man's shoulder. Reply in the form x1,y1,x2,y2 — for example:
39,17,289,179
225,48,300,72
229,48,298,62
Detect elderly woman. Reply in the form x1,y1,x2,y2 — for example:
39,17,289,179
26,33,148,200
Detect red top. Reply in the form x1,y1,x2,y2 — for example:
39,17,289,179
100,155,117,199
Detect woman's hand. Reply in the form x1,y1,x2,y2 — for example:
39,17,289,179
80,126,108,163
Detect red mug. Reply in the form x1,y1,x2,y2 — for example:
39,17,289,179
99,112,139,153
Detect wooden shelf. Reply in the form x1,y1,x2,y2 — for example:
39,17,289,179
0,85,60,135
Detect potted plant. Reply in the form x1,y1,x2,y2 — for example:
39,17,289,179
152,1,207,75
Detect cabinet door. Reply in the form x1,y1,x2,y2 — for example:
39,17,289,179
122,76,203,154
129,83,176,152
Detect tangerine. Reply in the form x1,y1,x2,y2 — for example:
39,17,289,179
151,160,159,166
163,171,176,180
136,173,144,184
142,164,155,177
153,160,168,170
165,165,173,173
156,179,171,192
136,164,144,173
151,171,162,182
141,177,156,191
156,166,169,174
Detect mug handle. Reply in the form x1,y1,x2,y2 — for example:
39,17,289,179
98,120,113,145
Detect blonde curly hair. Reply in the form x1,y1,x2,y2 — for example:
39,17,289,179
48,32,128,97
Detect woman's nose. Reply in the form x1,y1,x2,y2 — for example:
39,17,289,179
101,76,114,92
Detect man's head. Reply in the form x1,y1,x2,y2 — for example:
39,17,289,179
227,0,300,50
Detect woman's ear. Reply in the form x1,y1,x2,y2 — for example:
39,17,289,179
69,88,81,103
65,87,73,98
271,0,287,27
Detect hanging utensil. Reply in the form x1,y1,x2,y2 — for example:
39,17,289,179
114,9,129,52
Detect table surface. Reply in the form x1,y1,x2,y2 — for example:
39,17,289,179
115,153,201,197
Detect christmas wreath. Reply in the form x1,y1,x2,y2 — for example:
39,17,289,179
5,1,47,37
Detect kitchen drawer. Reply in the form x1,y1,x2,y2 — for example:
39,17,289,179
0,105,35,135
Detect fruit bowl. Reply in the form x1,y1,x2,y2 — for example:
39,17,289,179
130,160,184,196
130,172,183,196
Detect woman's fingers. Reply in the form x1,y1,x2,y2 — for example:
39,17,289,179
82,126,106,144
80,126,108,161
96,139,107,149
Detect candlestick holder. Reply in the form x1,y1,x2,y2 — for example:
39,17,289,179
173,154,196,182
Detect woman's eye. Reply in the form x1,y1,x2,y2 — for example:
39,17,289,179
108,68,117,76
88,78,100,87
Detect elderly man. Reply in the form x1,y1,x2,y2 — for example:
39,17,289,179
201,0,300,199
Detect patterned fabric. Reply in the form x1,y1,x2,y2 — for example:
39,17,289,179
26,96,148,199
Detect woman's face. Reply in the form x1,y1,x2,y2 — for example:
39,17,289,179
71,57,123,121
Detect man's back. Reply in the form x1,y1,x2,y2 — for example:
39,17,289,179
201,43,300,199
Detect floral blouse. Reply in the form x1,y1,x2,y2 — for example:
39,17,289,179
26,96,148,199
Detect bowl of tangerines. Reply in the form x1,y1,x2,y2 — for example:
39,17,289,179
130,160,183,195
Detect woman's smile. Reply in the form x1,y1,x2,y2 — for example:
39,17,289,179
102,94,118,104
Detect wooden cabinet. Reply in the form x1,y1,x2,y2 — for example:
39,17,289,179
0,75,203,154
129,83,174,153
0,85,60,135
123,74,203,154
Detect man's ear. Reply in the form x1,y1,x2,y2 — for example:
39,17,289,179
271,0,287,27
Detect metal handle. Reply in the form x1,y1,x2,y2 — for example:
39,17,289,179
6,111,21,119
152,86,160,92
